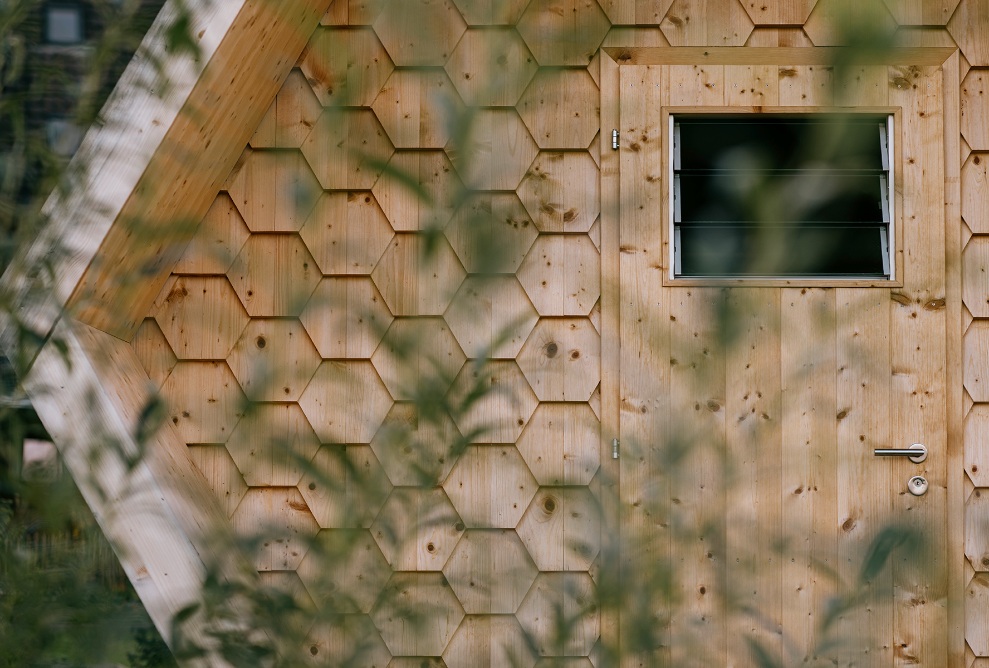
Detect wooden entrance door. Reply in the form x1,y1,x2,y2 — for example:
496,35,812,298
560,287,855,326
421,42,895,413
611,57,949,666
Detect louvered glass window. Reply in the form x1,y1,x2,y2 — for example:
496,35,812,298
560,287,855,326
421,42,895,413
671,114,893,279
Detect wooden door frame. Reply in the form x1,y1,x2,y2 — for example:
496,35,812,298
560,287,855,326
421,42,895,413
598,46,964,666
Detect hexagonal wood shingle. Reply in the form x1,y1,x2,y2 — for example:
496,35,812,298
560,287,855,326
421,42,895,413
230,487,321,571
371,69,465,149
517,0,611,66
300,277,393,359
371,317,466,400
517,487,601,571
444,192,538,274
226,403,321,486
301,108,394,190
739,0,817,25
372,151,462,232
965,320,989,402
298,444,393,529
372,487,465,571
299,360,393,443
660,0,754,46
300,192,395,276
517,317,601,402
518,235,601,316
227,234,321,317
448,361,539,443
371,233,467,316
131,318,176,389
445,28,538,107
948,0,988,64
373,0,467,66
297,529,392,613
226,150,321,232
187,443,249,518
227,319,321,401
518,70,601,150
371,572,466,656
445,275,539,360
443,615,538,668
172,194,250,275
371,402,465,486
803,0,897,46
443,529,538,614
965,405,989,486
517,572,599,657
442,444,538,528
967,573,989,655
452,0,531,24
305,614,392,667
153,276,250,360
300,27,394,106
518,151,601,232
517,403,600,486
445,108,539,191
962,70,989,151
160,361,246,444
962,154,989,233
249,69,322,149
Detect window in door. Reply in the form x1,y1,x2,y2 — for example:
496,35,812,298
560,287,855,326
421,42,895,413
670,113,894,280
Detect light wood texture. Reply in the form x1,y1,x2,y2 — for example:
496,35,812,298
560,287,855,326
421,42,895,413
518,151,601,233
803,0,898,46
444,27,538,107
371,151,461,232
666,63,726,105
964,406,989,487
226,151,321,233
371,572,466,656
443,193,538,274
964,322,989,402
603,46,956,65
660,0,754,46
172,194,250,275
443,615,537,668
884,0,960,26
249,69,322,149
966,490,989,572
187,444,249,518
597,0,673,26
226,234,321,317
442,444,538,528
778,65,834,106
517,487,601,571
370,69,464,149
370,398,464,485
299,27,394,106
963,238,989,318
299,191,395,276
517,403,600,486
517,69,601,150
304,614,391,667
299,277,393,359
517,317,601,402
130,318,177,389
452,0,530,25
966,573,989,655
745,27,815,46
443,530,538,614
370,487,464,571
448,361,538,443
23,319,258,652
226,318,321,401
371,234,466,316
445,275,539,360
298,360,392,443
298,444,392,529
226,403,321,486
724,64,779,106
517,235,601,316
739,0,817,25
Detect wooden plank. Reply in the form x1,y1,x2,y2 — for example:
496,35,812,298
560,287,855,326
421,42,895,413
617,62,670,668
724,65,780,106
834,287,893,664
666,64,726,106
889,64,949,667
599,49,621,667
25,318,258,655
723,288,783,662
659,0,753,47
603,47,955,66
778,65,834,106
780,287,837,663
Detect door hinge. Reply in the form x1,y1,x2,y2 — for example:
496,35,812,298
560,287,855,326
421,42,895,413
612,438,620,459
611,129,619,150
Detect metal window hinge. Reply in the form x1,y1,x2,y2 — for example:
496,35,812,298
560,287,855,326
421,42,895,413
611,129,619,150
612,438,620,459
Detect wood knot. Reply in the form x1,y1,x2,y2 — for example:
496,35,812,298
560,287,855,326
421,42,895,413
256,336,267,349
545,342,559,358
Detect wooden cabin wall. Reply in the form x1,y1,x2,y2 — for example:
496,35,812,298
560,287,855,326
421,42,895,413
123,0,989,664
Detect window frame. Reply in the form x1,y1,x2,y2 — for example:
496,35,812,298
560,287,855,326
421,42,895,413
661,106,903,288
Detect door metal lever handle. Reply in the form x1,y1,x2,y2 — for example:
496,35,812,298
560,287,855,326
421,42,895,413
873,443,927,464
